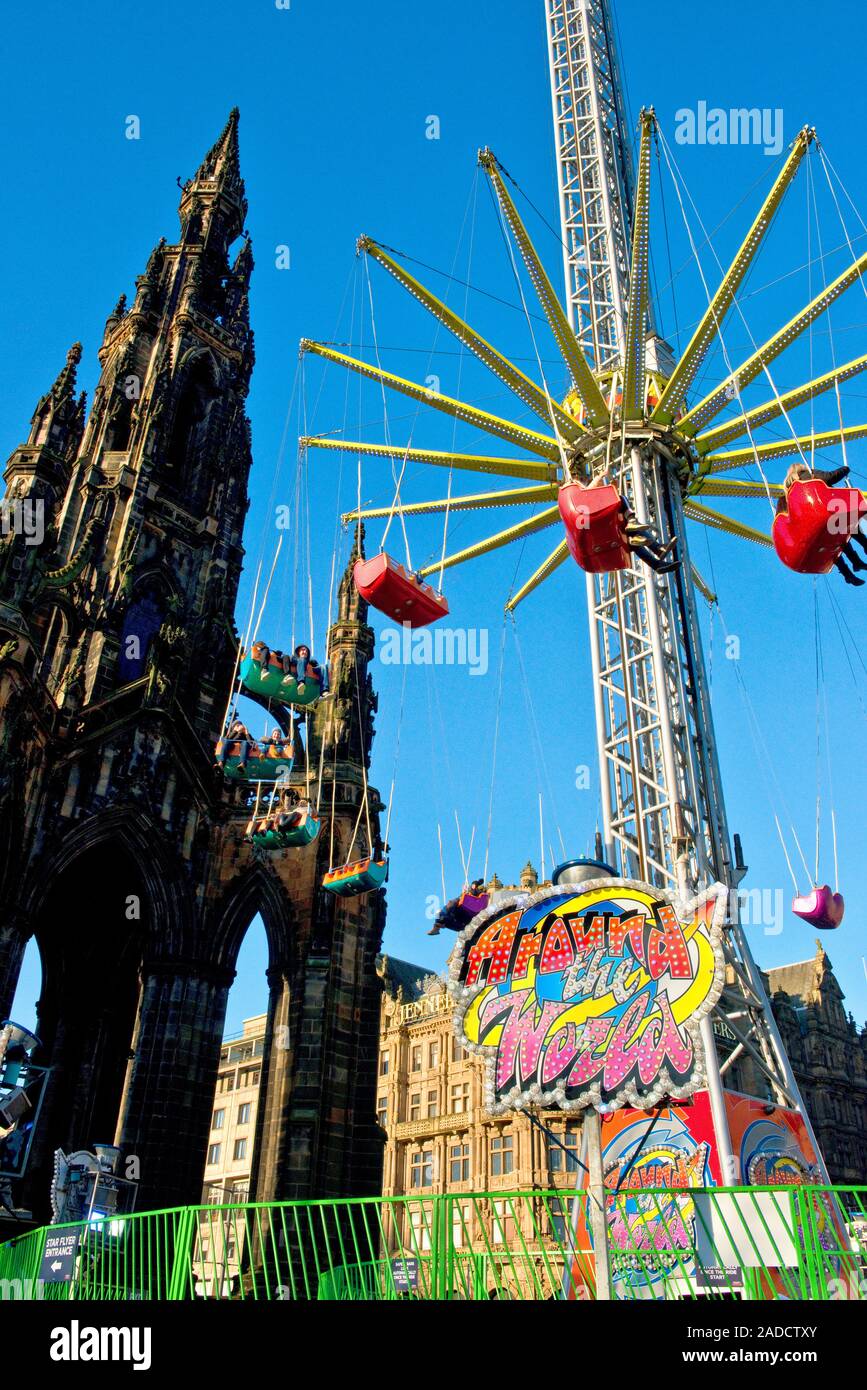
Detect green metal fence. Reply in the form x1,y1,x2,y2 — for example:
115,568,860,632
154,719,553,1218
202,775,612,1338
1,1186,864,1301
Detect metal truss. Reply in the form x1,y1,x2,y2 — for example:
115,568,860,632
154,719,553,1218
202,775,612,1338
546,1,830,1177
545,0,634,369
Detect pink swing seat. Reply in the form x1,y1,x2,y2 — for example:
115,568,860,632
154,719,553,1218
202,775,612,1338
792,884,844,931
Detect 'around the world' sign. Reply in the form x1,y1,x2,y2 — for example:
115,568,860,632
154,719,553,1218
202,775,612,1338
448,878,727,1114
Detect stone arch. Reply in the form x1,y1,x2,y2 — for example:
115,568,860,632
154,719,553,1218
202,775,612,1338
165,348,221,492
16,807,198,1215
204,861,317,1206
208,861,297,976
24,803,194,958
117,569,179,684
28,593,79,694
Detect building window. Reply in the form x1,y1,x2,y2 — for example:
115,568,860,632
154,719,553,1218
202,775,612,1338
239,1067,260,1088
449,1141,470,1183
452,1204,470,1249
453,1038,466,1062
490,1133,513,1176
377,1095,388,1128
492,1199,508,1244
410,1206,432,1252
218,1074,235,1094
233,1138,248,1162
409,1092,422,1122
207,1144,221,1166
548,1198,570,1244
429,1041,440,1069
225,1239,236,1261
212,1108,225,1131
237,1102,251,1125
426,1090,438,1119
380,1052,390,1076
451,1081,470,1113
411,1045,422,1072
547,1127,579,1173
410,1150,434,1189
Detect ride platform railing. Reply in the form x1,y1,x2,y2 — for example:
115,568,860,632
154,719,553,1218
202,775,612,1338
0,1186,864,1301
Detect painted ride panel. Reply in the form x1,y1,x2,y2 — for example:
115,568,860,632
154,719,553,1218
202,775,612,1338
353,553,449,627
773,480,867,574
558,483,631,574
792,884,844,930
322,857,389,897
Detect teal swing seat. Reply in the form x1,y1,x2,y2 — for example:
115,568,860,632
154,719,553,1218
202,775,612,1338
240,648,324,707
246,807,321,851
322,856,389,897
216,737,295,783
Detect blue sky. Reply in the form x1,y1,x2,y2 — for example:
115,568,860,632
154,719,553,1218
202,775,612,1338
4,0,867,1036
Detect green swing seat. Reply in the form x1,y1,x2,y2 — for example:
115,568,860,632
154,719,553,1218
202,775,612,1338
247,808,321,851
240,650,323,707
322,856,389,897
216,737,295,783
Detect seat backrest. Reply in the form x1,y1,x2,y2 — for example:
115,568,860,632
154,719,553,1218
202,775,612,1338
559,484,630,572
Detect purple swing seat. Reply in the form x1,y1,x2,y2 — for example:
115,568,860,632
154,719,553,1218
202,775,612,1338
428,890,490,936
455,891,489,925
792,884,844,931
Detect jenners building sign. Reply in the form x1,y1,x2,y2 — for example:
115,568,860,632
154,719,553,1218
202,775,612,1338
399,992,451,1024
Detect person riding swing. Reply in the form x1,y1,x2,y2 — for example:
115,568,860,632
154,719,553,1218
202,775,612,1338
776,462,867,587
219,715,252,767
584,470,680,575
291,643,330,696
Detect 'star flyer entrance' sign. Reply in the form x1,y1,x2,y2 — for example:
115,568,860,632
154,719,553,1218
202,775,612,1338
448,878,726,1113
39,1228,82,1282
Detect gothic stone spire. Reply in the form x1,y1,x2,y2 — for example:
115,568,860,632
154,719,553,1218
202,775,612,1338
179,107,247,249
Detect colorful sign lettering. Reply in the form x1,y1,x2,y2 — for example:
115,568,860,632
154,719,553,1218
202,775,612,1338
603,1106,714,1289
449,878,727,1113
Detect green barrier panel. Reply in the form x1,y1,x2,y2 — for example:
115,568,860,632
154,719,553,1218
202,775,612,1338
1,1186,864,1302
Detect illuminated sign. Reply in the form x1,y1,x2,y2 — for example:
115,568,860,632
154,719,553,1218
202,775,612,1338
448,878,726,1114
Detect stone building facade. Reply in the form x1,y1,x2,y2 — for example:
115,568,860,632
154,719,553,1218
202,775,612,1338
202,1014,268,1205
766,944,867,1184
375,862,585,1261
193,1014,267,1298
0,110,386,1219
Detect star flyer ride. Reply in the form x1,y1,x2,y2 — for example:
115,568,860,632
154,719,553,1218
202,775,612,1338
300,0,861,1290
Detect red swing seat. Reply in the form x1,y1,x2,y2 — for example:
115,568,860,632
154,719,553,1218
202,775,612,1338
558,484,631,574
354,553,449,627
772,480,867,574
792,884,844,931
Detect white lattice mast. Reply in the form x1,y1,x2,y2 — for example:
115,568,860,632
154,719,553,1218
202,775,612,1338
544,0,829,1178
546,0,634,368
